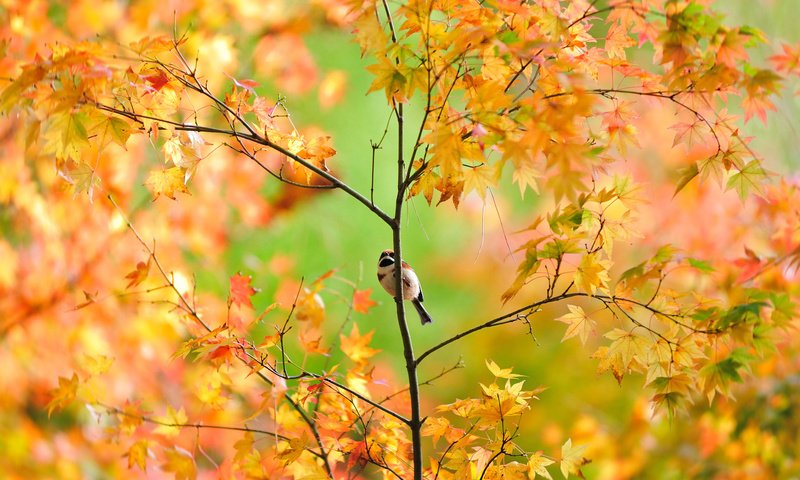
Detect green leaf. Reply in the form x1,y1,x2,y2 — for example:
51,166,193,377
618,262,645,283
687,257,714,272
653,244,677,264
717,302,766,329
726,160,768,200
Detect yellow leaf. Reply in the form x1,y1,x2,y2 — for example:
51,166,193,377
145,167,190,200
162,137,183,166
233,431,254,462
463,165,496,199
605,328,649,368
277,431,309,466
366,57,408,103
574,253,610,294
46,373,79,417
154,406,187,438
512,159,542,198
559,439,588,479
421,416,451,443
126,440,149,471
527,451,554,479
486,359,522,379
555,305,596,345
78,354,114,376
162,447,196,480
43,111,90,161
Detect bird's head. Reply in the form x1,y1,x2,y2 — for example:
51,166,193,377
378,249,395,268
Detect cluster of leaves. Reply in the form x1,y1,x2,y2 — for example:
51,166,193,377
423,360,586,479
353,0,774,208
2,0,800,479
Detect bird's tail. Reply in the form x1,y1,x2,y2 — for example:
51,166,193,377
412,299,433,325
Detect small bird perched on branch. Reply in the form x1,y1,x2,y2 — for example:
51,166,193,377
377,249,433,325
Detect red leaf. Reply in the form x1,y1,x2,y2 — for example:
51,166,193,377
143,70,170,91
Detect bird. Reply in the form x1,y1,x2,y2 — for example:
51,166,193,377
376,249,433,325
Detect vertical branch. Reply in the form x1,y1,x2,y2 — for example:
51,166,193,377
392,100,423,480
380,1,423,478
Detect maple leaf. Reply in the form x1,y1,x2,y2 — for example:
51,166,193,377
346,439,369,470
296,288,326,327
153,406,187,438
726,160,768,200
715,28,750,68
278,432,309,466
0,64,46,113
145,167,190,200
528,451,555,480
130,35,176,55
91,115,134,149
512,159,542,198
79,354,114,377
560,439,588,479
229,273,258,309
770,42,800,75
574,253,610,295
409,166,440,204
57,159,101,202
233,432,254,462
742,69,781,124
463,164,497,199
340,324,380,365
605,22,635,60
486,359,522,379
669,119,707,148
555,305,596,345
366,57,409,103
162,136,183,166
605,328,649,369
352,288,377,314
124,258,151,289
142,69,170,92
43,111,90,161
161,447,196,480
125,440,149,471
421,416,451,443
46,373,79,417
298,328,329,355
673,162,699,196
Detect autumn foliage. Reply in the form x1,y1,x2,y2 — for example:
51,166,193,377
2,1,800,479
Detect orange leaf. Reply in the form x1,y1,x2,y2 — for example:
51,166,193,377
124,258,151,289
229,273,258,309
352,288,377,314
340,324,380,365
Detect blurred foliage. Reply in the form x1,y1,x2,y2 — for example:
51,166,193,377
1,0,799,479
